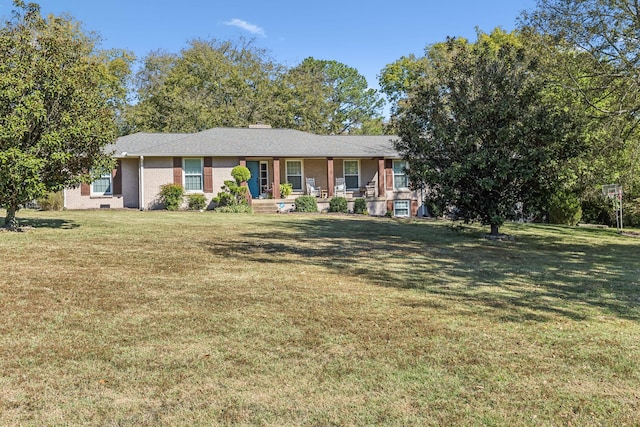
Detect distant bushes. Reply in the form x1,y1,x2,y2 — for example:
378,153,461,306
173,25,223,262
37,191,64,211
548,191,582,226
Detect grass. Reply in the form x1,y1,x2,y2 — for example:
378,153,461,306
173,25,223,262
1,209,639,426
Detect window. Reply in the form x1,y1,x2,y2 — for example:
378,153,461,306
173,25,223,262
343,160,360,190
92,173,112,195
394,200,410,217
286,160,303,191
393,160,408,189
259,161,269,194
184,158,203,192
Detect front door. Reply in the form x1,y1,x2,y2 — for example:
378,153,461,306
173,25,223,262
246,161,260,198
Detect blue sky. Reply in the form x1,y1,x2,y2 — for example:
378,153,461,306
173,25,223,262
2,0,536,95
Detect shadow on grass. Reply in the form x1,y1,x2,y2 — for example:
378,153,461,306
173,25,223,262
14,216,79,230
207,216,640,323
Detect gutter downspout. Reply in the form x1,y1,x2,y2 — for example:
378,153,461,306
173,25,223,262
139,156,145,210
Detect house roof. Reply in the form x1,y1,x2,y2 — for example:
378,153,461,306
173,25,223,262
110,128,400,159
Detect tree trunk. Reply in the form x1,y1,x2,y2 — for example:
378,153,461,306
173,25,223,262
490,223,500,236
3,205,18,231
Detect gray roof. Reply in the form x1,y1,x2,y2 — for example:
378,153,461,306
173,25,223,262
111,128,400,158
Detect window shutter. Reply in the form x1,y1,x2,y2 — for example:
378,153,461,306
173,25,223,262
81,183,90,196
173,157,182,185
112,160,122,195
203,157,213,192
385,159,393,190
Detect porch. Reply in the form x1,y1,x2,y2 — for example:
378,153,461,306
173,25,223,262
250,194,414,217
240,157,391,201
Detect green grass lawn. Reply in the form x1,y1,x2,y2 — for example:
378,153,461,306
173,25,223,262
1,209,639,426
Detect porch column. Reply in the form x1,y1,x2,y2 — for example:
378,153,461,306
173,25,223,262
273,158,280,197
139,156,145,210
377,158,385,197
239,158,246,167
327,157,334,197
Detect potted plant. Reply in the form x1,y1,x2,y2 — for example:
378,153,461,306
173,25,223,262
280,183,293,198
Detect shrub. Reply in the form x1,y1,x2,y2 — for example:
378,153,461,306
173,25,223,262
295,195,318,213
214,204,254,213
159,183,184,211
426,199,444,217
280,183,293,198
623,197,640,227
581,197,614,226
37,191,64,211
548,191,582,226
231,165,251,184
213,167,251,208
329,196,348,213
353,198,368,215
187,194,207,211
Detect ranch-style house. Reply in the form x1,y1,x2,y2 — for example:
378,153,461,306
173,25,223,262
64,126,421,216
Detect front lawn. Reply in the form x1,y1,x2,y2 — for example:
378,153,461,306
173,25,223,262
1,210,638,425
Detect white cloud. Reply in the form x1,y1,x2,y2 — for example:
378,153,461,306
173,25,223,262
224,18,266,37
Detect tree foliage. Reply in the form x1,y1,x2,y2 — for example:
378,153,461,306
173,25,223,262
0,1,131,229
395,31,584,235
281,58,385,134
126,44,385,135
126,38,284,132
523,0,640,119
522,0,640,194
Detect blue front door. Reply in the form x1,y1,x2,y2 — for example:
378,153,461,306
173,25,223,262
246,161,260,198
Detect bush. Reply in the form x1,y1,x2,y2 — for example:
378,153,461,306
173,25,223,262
622,197,640,227
548,191,582,226
214,204,254,214
353,198,368,215
187,194,207,210
212,192,234,207
581,197,614,226
159,183,184,211
295,195,318,213
231,165,251,184
37,191,64,211
426,199,444,217
329,196,348,213
212,167,250,208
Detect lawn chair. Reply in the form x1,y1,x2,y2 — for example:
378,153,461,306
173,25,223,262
334,177,347,198
306,177,321,197
365,181,376,197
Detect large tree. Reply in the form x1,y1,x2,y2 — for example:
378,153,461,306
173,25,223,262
522,0,640,193
126,38,286,133
127,49,386,135
0,1,129,230
395,31,584,235
281,57,385,134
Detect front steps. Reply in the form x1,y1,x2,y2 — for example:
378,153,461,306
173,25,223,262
251,199,280,214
